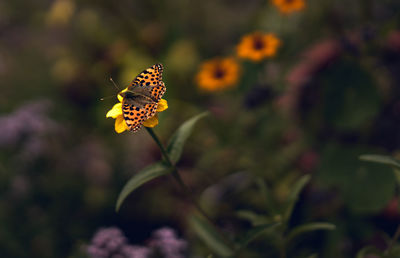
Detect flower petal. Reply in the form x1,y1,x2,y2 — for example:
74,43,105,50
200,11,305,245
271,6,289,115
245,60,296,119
106,103,122,118
157,99,168,112
117,87,129,102
115,115,128,133
142,114,159,128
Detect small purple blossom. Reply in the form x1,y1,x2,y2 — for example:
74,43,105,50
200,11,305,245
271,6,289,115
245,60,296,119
122,245,151,258
87,227,187,258
87,227,153,258
0,100,61,164
87,227,128,258
149,227,187,258
0,100,57,147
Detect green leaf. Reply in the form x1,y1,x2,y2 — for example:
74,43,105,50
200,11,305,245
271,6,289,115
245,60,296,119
356,245,382,258
319,145,396,213
255,178,278,215
286,222,336,244
394,169,400,188
116,162,171,212
167,112,208,164
385,245,400,258
283,175,311,223
238,223,281,248
319,60,381,130
359,154,400,169
360,155,400,188
236,210,271,226
189,214,234,257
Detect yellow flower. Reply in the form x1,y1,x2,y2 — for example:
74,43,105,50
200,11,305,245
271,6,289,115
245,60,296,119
195,57,241,92
237,32,281,62
106,88,168,133
272,0,305,14
46,0,76,26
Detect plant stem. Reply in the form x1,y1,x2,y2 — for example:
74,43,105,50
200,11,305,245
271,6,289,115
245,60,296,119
279,246,286,258
145,127,236,250
278,233,287,258
146,128,205,214
146,127,174,166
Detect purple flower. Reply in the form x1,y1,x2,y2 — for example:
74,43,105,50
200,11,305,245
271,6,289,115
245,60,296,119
87,245,109,258
87,227,187,258
149,227,187,258
0,100,57,147
121,245,151,258
0,100,61,163
87,227,127,258
87,227,152,258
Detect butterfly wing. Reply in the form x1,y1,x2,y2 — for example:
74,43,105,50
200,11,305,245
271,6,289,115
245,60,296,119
140,81,166,120
122,64,166,132
149,81,166,102
122,101,146,132
130,63,163,88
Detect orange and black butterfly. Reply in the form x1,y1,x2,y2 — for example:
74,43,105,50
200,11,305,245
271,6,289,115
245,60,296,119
119,64,166,132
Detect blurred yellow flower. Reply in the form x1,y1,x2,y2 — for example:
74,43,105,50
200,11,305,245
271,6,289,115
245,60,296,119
46,0,75,26
106,88,168,133
272,0,305,14
237,32,281,62
196,57,240,92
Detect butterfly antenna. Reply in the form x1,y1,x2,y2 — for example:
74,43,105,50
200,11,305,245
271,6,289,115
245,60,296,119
100,95,116,101
109,77,121,91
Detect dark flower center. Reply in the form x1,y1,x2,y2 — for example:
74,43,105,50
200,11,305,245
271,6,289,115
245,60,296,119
213,68,226,79
252,36,265,50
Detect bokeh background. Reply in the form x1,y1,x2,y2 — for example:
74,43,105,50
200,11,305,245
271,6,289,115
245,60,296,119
1,0,400,257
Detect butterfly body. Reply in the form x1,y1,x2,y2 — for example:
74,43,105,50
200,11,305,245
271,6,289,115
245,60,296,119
120,64,166,132
120,87,157,107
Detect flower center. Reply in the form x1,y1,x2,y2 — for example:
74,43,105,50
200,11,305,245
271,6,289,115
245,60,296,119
213,67,226,79
252,36,265,50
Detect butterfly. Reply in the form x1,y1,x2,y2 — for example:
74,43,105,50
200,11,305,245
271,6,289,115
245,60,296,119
119,64,166,132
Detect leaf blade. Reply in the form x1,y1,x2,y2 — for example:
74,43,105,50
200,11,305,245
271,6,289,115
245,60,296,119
116,162,171,212
356,245,382,258
255,178,278,215
283,175,311,223
286,222,336,244
189,214,234,257
236,210,271,226
359,154,400,169
238,222,281,248
167,112,208,164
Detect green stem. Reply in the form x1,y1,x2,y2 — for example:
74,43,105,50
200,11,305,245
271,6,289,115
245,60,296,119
146,128,204,213
146,127,174,166
278,230,287,258
279,245,286,258
145,127,236,250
